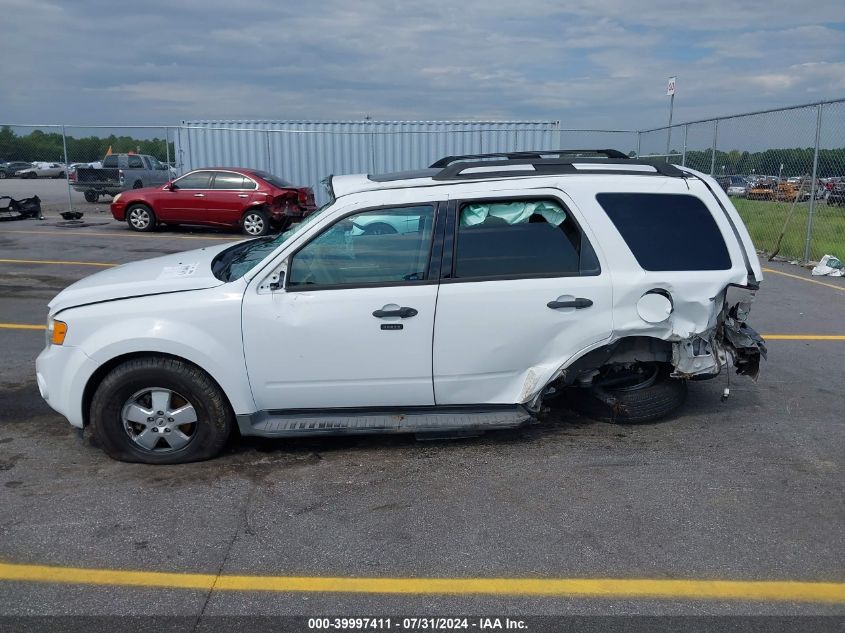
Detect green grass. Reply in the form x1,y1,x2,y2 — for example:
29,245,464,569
732,197,845,261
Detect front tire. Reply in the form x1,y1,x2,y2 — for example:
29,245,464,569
241,209,270,236
566,363,687,424
89,357,233,464
126,204,156,232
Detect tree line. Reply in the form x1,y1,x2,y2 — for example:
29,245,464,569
649,147,845,178
0,126,175,163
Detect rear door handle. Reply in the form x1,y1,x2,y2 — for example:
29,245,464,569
373,307,418,318
193,193,205,197
547,298,593,309
238,194,249,198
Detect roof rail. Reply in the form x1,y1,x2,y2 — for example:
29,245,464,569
430,149,629,168
429,155,686,181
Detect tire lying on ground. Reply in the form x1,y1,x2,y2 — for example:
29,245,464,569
565,363,687,424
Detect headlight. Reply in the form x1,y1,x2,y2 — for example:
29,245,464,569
113,193,122,203
46,316,68,346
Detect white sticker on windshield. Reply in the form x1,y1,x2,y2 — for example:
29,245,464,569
158,262,198,279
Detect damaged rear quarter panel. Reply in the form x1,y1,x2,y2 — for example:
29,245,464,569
551,178,761,383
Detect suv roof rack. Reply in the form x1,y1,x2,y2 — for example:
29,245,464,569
429,149,630,168
427,149,686,181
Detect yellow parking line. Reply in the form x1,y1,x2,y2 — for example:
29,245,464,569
762,334,845,340
0,229,233,241
762,267,845,293
0,562,842,602
0,323,45,330
0,258,116,268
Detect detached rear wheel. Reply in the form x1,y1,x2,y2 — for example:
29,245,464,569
90,357,233,464
84,190,99,203
566,363,687,424
126,204,156,232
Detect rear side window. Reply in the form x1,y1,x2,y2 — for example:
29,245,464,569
102,155,118,168
128,155,144,169
453,198,600,279
596,193,731,271
213,172,253,189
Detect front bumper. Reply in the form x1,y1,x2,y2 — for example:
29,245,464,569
36,343,99,428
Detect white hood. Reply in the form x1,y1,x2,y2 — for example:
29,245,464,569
49,242,238,315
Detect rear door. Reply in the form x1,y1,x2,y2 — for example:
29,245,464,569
432,188,613,405
208,171,257,225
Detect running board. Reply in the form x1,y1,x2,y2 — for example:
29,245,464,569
236,405,535,438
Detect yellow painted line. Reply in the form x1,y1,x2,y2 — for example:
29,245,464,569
0,323,45,330
762,267,845,293
0,562,842,603
0,229,232,241
761,334,845,341
0,258,116,268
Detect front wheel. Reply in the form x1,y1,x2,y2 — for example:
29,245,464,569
241,209,270,236
126,204,156,232
89,357,233,464
565,363,687,424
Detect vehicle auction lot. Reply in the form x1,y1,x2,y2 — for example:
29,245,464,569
0,207,843,618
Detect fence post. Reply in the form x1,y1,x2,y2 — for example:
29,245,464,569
710,120,718,176
803,104,823,262
636,131,641,158
265,130,272,172
165,127,171,170
681,124,688,166
61,125,72,216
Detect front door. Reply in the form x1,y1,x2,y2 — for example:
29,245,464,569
432,189,614,405
242,203,442,410
158,170,213,222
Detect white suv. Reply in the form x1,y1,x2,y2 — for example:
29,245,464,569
36,150,767,464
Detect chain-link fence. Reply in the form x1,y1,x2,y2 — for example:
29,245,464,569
2,99,844,261
638,99,845,261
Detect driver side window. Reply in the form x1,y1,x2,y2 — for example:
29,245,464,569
287,205,435,289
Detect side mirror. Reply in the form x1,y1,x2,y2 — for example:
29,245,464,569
165,182,176,191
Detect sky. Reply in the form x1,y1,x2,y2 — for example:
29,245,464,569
2,0,845,130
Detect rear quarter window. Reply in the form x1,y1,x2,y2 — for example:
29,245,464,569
595,193,731,271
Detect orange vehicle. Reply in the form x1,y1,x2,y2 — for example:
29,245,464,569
746,179,804,202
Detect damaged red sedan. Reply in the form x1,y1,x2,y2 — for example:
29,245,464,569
110,168,316,236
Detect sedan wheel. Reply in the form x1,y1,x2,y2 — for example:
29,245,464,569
242,209,269,236
126,205,156,232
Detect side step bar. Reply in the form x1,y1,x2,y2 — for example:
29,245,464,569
236,405,536,438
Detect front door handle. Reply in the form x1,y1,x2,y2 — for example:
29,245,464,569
238,194,249,198
373,307,418,318
193,193,205,197
547,298,593,309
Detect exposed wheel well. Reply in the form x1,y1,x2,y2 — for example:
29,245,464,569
81,352,234,428
560,336,674,386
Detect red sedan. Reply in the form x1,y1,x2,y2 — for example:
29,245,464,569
110,168,316,236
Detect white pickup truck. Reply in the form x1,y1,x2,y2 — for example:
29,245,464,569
70,153,172,202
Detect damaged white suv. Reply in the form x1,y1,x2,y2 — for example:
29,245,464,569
36,150,766,464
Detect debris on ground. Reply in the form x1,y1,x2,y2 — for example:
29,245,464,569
811,254,844,277
0,195,43,221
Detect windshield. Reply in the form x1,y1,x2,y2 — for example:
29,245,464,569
211,202,334,282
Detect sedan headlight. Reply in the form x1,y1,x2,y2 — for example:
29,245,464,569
46,316,68,346
113,193,122,203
